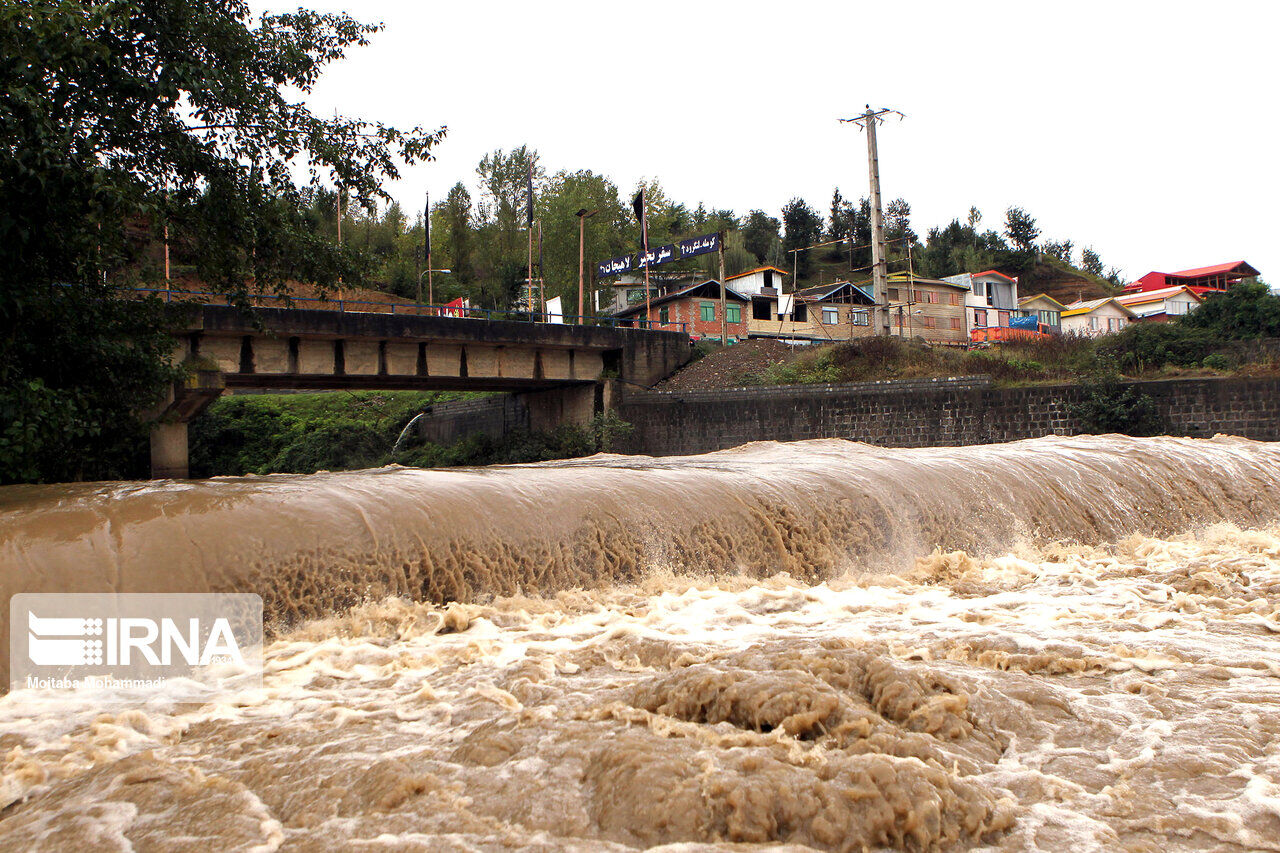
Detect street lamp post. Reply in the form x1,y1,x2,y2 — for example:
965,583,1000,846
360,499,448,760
575,208,598,324
417,268,451,312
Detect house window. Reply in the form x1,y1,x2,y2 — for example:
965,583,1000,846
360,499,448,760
851,310,869,326
726,305,741,323
972,281,986,297
793,302,807,322
1039,310,1059,325
999,311,1010,327
700,302,715,322
659,306,670,324
922,316,936,328
1089,316,1099,330
951,318,962,330
975,309,988,327
950,293,960,306
926,291,939,304
822,307,840,324
752,298,772,321
887,288,900,301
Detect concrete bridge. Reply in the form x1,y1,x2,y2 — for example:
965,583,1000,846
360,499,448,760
150,304,692,477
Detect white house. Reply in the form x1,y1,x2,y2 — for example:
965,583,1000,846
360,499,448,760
725,266,789,297
1116,285,1202,322
943,270,1021,334
1060,298,1138,337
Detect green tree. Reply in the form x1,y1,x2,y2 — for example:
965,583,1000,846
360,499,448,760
1004,206,1041,254
442,183,476,288
741,210,781,265
1042,239,1074,265
475,146,543,308
0,0,443,483
536,170,629,314
1180,281,1280,339
782,197,824,280
1080,247,1104,277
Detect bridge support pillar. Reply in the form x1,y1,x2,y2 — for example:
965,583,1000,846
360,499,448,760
146,366,226,479
150,422,190,479
522,384,597,433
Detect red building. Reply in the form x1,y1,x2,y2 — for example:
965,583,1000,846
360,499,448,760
614,280,749,341
1123,261,1260,296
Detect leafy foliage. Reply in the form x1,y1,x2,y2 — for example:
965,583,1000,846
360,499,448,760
1,0,442,483
1068,372,1165,436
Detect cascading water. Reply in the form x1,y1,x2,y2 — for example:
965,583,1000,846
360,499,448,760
391,411,428,455
2,434,1280,850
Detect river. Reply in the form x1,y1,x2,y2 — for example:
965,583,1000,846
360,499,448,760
1,435,1279,850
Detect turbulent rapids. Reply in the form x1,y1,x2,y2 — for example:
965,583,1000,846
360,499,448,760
3,435,1280,850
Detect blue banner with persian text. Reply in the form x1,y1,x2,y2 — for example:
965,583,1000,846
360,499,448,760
597,255,633,278
637,244,678,269
679,232,720,258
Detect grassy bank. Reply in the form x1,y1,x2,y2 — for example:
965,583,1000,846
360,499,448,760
189,391,634,476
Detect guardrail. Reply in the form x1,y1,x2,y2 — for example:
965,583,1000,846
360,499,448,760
132,288,688,333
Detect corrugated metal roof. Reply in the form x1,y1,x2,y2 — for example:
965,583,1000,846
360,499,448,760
613,280,749,317
725,266,789,282
1170,261,1259,278
1018,293,1068,310
1116,286,1202,306
971,269,1017,282
1061,297,1137,318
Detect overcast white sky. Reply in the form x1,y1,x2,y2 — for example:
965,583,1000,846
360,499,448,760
261,0,1279,283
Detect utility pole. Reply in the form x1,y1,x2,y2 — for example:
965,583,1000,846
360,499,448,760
576,208,598,324
424,191,433,305
841,106,904,336
718,231,727,344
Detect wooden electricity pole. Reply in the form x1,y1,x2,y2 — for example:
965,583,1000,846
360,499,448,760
841,107,903,336
718,231,728,344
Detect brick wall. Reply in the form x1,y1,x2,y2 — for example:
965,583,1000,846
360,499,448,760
615,375,1280,456
414,395,528,445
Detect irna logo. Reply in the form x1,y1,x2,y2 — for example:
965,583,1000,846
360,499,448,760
10,593,262,694
26,612,244,668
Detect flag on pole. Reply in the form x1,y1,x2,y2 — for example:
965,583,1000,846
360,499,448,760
632,188,648,254
526,166,535,228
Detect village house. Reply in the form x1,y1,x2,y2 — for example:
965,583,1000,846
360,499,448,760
1116,285,1202,322
613,279,749,342
726,266,789,297
1060,297,1137,337
600,271,700,315
943,270,1022,334
1017,293,1066,333
884,275,969,345
1123,261,1260,295
746,281,875,342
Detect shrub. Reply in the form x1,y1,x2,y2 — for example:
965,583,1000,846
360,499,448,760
1069,373,1165,436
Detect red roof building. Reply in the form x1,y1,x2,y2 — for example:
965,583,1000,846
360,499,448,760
1123,261,1260,295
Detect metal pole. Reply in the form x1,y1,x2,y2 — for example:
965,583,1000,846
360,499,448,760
865,108,888,336
642,218,651,328
425,192,433,306
718,231,727,344
527,222,534,316
538,220,545,319
577,214,585,324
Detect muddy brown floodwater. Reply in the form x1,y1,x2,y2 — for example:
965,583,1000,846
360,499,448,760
1,436,1280,850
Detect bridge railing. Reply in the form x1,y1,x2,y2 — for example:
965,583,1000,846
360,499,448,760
133,288,689,334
